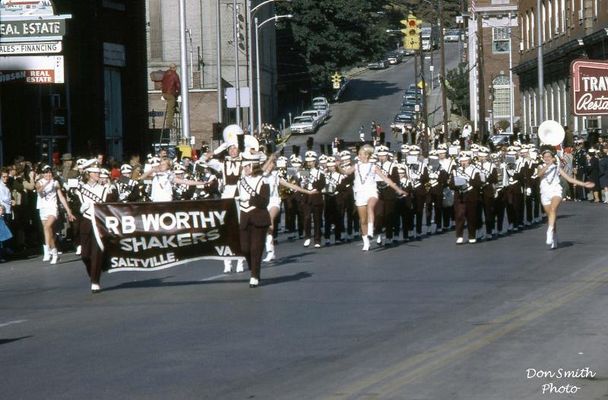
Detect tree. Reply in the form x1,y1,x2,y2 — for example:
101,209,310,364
445,62,470,119
276,0,390,90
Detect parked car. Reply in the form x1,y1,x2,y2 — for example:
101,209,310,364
444,28,462,42
301,109,326,124
313,102,331,120
400,103,417,114
312,96,329,107
402,94,418,104
386,53,402,65
289,115,319,134
390,112,415,131
489,133,513,147
367,60,388,70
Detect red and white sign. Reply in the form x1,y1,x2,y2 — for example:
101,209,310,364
571,59,608,116
0,55,63,83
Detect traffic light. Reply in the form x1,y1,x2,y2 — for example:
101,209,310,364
401,14,420,50
237,13,246,51
331,73,342,90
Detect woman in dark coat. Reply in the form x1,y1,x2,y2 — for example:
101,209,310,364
599,146,608,203
586,149,601,202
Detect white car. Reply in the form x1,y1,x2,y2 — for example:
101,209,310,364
289,116,319,134
312,96,329,107
312,102,331,120
301,109,326,124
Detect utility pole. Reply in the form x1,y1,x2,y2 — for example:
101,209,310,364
419,28,429,155
439,0,449,143
536,0,544,126
179,0,191,139
216,0,223,123
477,14,486,143
233,0,241,126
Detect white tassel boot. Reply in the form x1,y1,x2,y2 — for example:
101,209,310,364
263,234,275,262
42,245,50,262
50,248,59,265
223,259,232,274
236,258,245,273
546,226,554,245
362,235,370,251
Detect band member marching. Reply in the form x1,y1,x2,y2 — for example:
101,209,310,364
116,164,142,203
375,145,400,245
75,161,109,293
338,144,406,251
537,148,594,249
300,151,325,248
451,152,482,244
322,156,346,244
35,164,76,264
406,147,429,240
261,154,313,262
475,147,498,240
238,153,271,288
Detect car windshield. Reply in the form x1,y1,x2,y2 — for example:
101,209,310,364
293,116,313,123
313,104,327,110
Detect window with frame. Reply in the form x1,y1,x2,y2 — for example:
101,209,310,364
492,27,510,53
492,75,511,118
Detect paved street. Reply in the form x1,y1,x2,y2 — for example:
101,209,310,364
1,201,608,399
287,42,462,151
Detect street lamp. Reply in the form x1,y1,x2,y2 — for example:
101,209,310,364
247,0,291,133
255,14,293,133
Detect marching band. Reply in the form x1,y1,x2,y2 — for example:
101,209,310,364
44,120,598,292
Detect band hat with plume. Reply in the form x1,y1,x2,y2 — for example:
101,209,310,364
83,159,101,173
120,164,133,173
241,152,261,166
304,151,317,162
375,145,390,156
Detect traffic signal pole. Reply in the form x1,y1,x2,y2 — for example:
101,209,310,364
439,0,449,143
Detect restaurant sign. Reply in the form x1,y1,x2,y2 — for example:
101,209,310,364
571,59,608,116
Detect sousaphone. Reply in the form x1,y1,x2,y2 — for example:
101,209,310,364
538,120,565,146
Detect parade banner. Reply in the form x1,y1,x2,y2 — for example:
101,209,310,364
571,59,608,116
92,200,243,273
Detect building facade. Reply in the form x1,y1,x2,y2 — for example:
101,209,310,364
145,0,279,148
514,0,608,139
468,0,521,138
0,0,148,165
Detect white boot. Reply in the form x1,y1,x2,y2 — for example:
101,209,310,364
367,222,374,238
223,259,232,274
546,226,554,245
236,259,245,273
551,231,558,249
376,234,382,245
362,235,370,251
42,245,50,262
50,248,59,265
75,245,82,255
263,234,275,262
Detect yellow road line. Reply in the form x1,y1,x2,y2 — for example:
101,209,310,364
326,266,608,399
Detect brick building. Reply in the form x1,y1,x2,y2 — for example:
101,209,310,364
145,0,279,148
468,0,521,139
514,0,608,139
